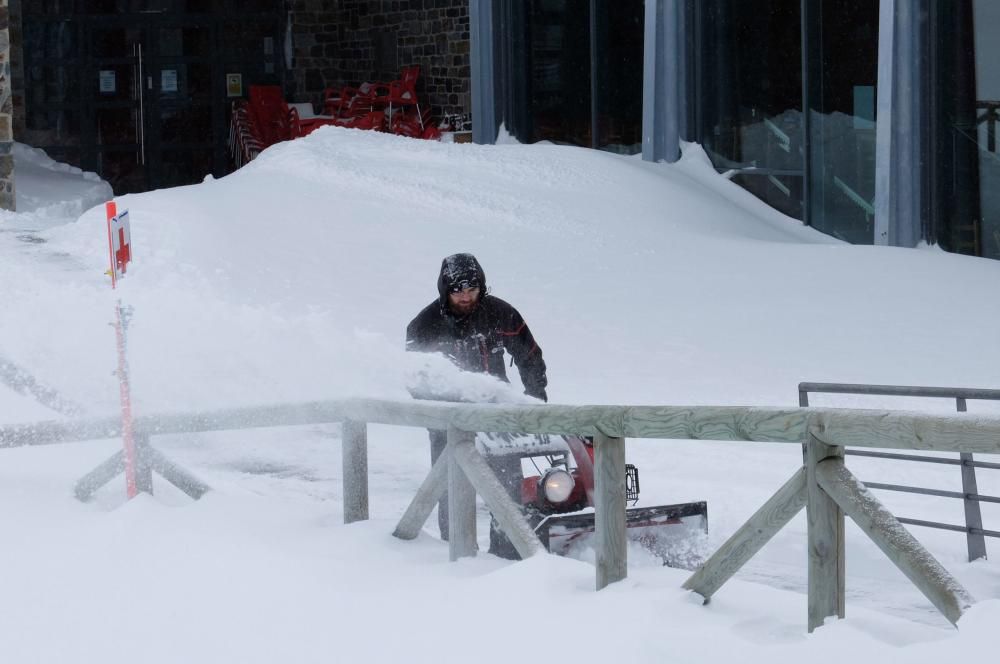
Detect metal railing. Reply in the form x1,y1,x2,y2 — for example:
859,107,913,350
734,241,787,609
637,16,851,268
4,398,1000,632
976,100,1000,152
799,382,1000,561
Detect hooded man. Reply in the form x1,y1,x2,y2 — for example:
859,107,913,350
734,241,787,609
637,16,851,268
406,253,548,558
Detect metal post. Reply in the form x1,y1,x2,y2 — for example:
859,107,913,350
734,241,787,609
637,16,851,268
956,398,987,561
874,0,895,244
642,0,681,163
801,0,812,228
590,0,598,149
470,0,497,144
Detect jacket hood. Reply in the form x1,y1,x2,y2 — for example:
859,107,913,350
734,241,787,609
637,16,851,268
437,253,487,307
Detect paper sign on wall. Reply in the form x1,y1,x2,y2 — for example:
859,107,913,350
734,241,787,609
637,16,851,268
99,70,116,93
161,69,178,93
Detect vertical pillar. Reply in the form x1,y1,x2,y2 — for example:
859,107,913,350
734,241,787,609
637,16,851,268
342,420,369,524
956,399,987,562
874,0,921,247
642,0,682,163
594,432,627,589
0,0,14,211
470,0,497,144
805,433,846,632
134,431,154,495
447,427,477,561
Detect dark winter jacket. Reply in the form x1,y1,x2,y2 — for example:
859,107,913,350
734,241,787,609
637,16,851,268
406,255,548,401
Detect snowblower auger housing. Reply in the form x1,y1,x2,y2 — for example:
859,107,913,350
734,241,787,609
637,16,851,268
476,433,708,568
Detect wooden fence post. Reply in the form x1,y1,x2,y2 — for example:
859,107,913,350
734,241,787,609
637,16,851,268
448,427,477,560
595,432,627,590
684,466,807,600
393,448,449,540
806,431,845,632
342,420,369,524
134,431,154,494
816,457,974,626
450,436,542,559
145,447,211,500
73,450,126,501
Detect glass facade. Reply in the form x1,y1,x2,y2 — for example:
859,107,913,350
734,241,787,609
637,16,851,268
689,1,805,219
486,0,1000,259
927,0,1000,259
805,0,879,244
686,0,879,235
501,0,643,154
593,3,644,153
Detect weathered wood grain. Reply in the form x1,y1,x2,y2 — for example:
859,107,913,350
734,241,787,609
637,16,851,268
146,447,211,500
73,450,125,501
392,445,449,541
595,433,627,590
806,436,845,632
341,420,369,524
450,436,542,560
684,466,807,600
810,409,1000,453
816,457,974,626
134,432,154,494
448,428,477,561
5,399,1000,455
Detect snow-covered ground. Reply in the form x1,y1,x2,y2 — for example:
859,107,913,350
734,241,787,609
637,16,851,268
1,130,999,663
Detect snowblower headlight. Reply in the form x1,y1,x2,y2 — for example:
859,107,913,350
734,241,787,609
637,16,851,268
541,468,575,503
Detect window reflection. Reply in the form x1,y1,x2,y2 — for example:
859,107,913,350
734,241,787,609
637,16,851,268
594,1,643,153
526,0,591,147
806,0,879,244
926,0,1000,257
930,0,1000,259
690,0,805,219
505,0,643,154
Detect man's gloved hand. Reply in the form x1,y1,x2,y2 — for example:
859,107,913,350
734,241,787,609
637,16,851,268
524,388,547,402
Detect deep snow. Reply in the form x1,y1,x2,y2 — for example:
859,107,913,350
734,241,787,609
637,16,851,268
1,129,999,663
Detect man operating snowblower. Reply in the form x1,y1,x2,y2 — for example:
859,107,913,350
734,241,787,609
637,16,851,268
405,252,547,559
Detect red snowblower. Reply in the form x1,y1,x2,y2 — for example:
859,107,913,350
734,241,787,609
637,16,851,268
478,433,708,568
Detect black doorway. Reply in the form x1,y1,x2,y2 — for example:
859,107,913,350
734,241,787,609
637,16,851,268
21,1,285,194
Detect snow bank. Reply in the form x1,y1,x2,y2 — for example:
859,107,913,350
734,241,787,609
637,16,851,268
10,126,999,418
1,129,998,662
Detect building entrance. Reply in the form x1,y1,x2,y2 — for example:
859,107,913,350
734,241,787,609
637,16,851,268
21,2,284,194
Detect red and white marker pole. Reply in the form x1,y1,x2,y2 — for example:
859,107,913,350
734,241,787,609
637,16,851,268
106,201,138,498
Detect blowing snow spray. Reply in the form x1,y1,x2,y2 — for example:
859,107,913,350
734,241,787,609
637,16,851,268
105,200,139,499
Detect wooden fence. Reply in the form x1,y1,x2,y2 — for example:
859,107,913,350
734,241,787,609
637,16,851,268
3,398,999,631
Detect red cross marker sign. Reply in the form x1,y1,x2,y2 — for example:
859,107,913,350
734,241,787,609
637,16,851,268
105,201,132,288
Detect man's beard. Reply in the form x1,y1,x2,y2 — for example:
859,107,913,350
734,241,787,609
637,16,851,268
450,299,479,316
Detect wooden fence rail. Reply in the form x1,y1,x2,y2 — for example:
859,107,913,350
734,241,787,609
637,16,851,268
2,398,999,631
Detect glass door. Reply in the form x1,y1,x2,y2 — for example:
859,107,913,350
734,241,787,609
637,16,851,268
90,21,149,192
23,1,285,195
145,18,217,189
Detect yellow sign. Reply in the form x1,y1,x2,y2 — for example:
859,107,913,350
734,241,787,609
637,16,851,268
226,73,243,98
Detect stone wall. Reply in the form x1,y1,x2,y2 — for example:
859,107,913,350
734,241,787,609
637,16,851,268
0,0,14,211
288,0,471,121
7,0,17,139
